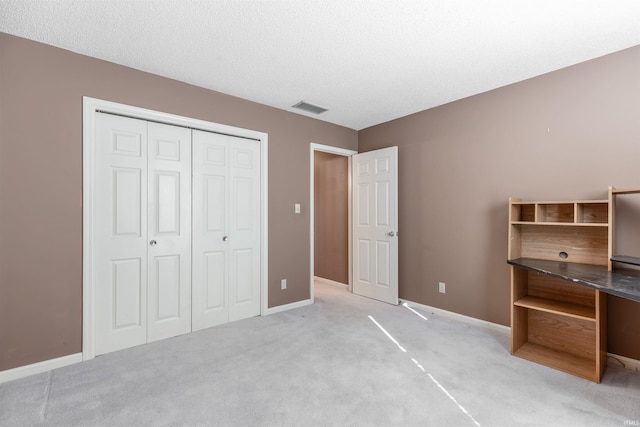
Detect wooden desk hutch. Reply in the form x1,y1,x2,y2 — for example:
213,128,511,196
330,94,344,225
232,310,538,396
508,187,640,383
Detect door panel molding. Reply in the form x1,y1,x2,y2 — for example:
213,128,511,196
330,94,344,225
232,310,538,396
83,97,268,361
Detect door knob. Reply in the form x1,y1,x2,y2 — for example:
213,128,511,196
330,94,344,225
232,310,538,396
222,236,229,242
387,231,396,237
149,240,157,246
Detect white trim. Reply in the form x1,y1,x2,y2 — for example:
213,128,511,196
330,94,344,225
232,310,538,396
82,100,96,361
261,137,269,319
309,143,357,302
403,298,640,373
314,276,349,289
83,96,268,361
0,353,82,384
607,353,640,371
400,299,511,334
264,298,313,315
311,143,358,157
347,155,353,292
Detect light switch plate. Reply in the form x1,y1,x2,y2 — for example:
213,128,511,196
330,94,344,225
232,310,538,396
295,203,301,214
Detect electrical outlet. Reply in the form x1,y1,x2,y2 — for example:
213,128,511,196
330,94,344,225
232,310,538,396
439,282,446,294
281,279,287,290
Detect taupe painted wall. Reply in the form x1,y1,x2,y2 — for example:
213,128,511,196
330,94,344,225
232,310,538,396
314,151,349,284
359,45,640,359
2,30,640,372
0,33,357,371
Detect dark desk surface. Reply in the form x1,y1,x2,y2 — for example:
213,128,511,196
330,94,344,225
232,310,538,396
507,258,640,303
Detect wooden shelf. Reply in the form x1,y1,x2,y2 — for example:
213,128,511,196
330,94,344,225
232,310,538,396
511,221,607,227
514,296,595,321
511,200,608,205
611,187,640,195
513,342,598,382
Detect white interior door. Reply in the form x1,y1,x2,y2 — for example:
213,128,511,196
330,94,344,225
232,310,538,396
94,113,192,355
94,113,149,355
352,146,399,305
192,131,261,330
146,122,192,342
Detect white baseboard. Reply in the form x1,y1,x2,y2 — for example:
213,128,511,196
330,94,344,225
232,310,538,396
2,308,637,385
400,299,510,334
607,353,640,371
0,352,82,384
265,298,312,315
1,298,312,383
314,276,349,289
401,300,640,371
401,299,640,373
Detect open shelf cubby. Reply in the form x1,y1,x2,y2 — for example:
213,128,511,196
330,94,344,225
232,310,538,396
537,203,574,223
609,187,640,270
577,202,608,224
510,200,608,225
510,264,605,383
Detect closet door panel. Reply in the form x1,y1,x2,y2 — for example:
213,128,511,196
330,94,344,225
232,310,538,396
94,113,148,356
147,122,192,343
193,132,261,328
229,140,261,322
192,131,230,330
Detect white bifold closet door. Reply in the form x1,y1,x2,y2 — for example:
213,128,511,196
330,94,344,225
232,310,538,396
94,113,192,356
93,112,261,356
191,130,261,331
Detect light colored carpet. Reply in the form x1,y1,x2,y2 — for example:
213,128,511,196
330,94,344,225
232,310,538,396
2,281,640,426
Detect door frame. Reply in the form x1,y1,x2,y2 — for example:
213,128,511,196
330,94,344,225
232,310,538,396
309,143,357,302
82,97,269,361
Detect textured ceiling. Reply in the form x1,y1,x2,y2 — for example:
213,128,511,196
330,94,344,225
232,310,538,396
1,1,639,130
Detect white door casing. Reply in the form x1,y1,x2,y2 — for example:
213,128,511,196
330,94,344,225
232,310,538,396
192,131,261,330
352,146,399,305
309,143,357,302
146,122,192,343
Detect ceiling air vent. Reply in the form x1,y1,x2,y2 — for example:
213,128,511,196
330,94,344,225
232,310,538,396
292,101,328,114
